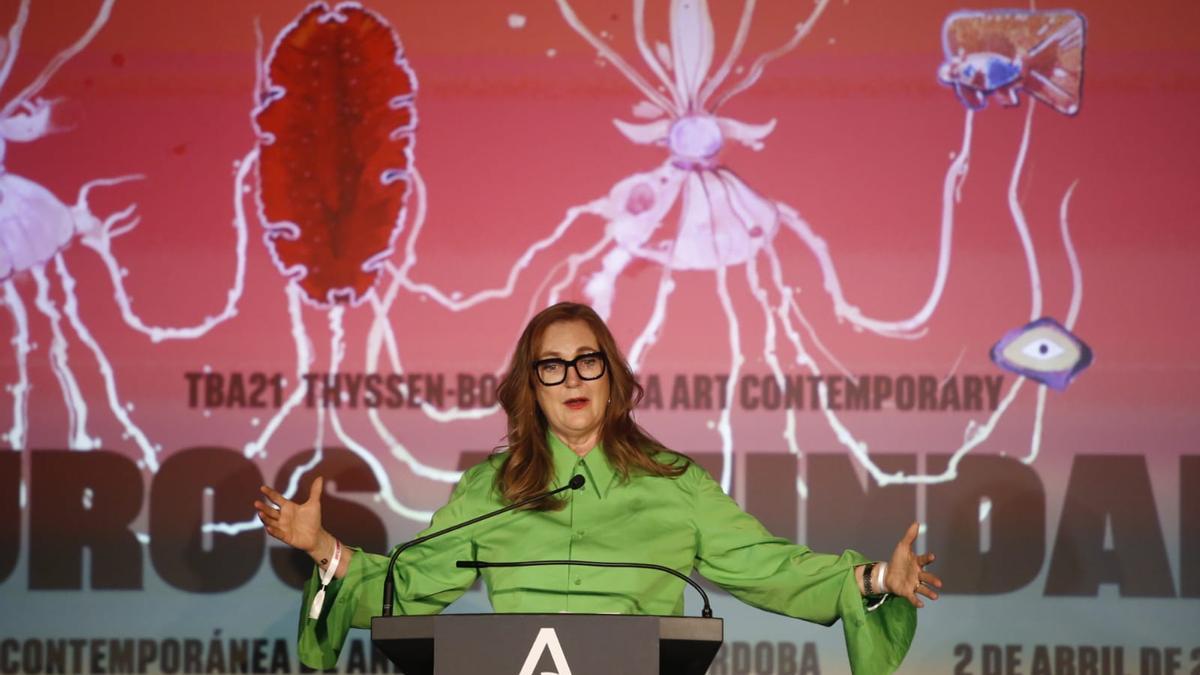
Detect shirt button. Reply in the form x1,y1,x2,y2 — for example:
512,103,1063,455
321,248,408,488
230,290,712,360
574,578,582,586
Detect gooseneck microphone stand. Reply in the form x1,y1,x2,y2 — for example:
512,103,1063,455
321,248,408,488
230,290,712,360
380,474,586,616
457,559,714,618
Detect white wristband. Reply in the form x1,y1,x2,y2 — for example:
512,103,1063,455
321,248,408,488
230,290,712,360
875,562,888,595
308,539,342,620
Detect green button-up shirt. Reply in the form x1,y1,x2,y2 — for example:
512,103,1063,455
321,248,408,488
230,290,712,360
299,434,916,673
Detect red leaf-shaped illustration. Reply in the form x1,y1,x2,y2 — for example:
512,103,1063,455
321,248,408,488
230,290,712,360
255,2,416,306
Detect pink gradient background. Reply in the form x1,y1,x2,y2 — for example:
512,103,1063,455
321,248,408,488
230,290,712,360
1,0,1197,670
6,0,1195,467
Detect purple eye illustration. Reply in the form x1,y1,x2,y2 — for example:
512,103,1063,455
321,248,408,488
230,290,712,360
990,317,1092,391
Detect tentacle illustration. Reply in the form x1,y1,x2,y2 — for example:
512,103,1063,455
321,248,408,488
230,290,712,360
368,270,503,424
542,234,613,307
1007,104,1043,321
766,223,1035,486
362,294,467,482
1060,181,1083,329
709,0,830,111
554,0,677,115
746,248,802,461
77,150,251,343
633,0,684,114
55,254,160,471
392,170,606,312
326,306,434,522
713,265,742,492
244,283,314,459
626,266,677,372
2,280,30,450
584,246,633,320
31,265,96,449
765,243,822,497
0,1,31,94
1,0,115,118
778,110,975,338
697,0,758,108
1021,180,1083,466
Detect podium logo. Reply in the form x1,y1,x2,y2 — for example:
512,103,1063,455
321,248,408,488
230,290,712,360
517,627,573,675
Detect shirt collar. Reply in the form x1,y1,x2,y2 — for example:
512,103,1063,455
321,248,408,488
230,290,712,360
548,430,616,499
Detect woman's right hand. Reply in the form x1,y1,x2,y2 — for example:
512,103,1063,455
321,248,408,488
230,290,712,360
255,476,326,558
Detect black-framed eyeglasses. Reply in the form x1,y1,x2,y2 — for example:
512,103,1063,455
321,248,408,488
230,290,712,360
533,352,607,386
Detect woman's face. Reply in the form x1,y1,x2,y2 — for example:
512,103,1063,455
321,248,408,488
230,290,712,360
534,320,610,448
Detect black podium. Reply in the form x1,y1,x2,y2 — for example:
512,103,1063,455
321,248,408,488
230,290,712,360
371,614,722,674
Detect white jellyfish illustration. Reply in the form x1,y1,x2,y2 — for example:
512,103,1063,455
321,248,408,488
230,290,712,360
0,0,247,469
388,0,1086,494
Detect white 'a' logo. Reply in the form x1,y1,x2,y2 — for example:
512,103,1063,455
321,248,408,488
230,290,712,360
517,627,573,675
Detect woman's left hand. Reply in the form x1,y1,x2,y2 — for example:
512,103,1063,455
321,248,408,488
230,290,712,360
885,521,943,608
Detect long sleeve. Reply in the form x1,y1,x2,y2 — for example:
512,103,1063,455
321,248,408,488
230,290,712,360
296,463,493,669
689,465,916,674
294,443,918,671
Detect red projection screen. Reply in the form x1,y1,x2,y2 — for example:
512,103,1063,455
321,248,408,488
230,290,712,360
0,0,1197,673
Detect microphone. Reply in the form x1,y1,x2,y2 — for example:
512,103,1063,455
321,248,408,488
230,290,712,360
456,559,714,618
380,474,586,616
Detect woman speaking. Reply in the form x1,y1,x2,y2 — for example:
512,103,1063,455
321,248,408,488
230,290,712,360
254,302,941,673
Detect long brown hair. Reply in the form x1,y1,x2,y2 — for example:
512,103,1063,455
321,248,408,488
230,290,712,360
494,302,687,508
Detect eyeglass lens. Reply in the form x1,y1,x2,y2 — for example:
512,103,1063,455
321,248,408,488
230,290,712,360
536,353,605,385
